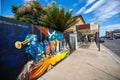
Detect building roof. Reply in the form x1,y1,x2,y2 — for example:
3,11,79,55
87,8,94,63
65,15,85,32
74,15,86,24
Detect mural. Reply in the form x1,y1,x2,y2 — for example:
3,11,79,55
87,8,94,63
0,16,70,80
16,29,70,80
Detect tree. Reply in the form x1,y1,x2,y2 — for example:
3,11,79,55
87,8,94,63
12,1,46,25
12,1,76,32
39,1,76,32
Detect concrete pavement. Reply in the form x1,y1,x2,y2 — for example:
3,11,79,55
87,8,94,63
38,42,120,80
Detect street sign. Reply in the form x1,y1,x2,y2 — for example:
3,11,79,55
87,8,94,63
90,22,99,33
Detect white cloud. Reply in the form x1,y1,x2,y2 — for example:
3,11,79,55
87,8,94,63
84,0,106,14
86,0,96,6
100,24,120,36
101,24,120,31
76,7,86,15
76,0,120,21
75,0,96,15
95,0,120,21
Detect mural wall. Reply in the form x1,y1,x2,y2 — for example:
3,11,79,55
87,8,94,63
0,16,70,80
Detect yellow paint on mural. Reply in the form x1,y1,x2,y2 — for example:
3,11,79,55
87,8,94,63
30,50,70,80
15,38,30,49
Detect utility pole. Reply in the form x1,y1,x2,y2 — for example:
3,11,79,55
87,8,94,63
98,25,100,51
94,24,100,51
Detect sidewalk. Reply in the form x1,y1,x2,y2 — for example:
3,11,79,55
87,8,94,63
38,42,120,80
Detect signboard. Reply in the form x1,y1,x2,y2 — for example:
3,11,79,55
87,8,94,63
90,22,99,33
78,29,90,35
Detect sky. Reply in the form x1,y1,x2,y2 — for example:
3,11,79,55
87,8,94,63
0,0,120,36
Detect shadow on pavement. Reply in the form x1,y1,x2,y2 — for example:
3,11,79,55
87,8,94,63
79,42,91,49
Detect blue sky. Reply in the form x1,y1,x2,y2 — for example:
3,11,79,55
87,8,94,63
0,0,120,36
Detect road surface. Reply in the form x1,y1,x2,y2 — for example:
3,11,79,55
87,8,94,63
102,39,120,58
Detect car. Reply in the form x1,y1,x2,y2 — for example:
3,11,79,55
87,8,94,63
109,37,113,40
99,38,105,43
114,35,120,39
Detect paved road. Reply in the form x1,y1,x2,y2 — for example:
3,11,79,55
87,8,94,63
102,39,120,58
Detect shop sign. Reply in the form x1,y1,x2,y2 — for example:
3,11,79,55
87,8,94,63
90,22,99,33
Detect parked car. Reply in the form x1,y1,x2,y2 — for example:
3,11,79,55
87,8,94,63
114,35,120,39
109,37,113,40
99,38,105,43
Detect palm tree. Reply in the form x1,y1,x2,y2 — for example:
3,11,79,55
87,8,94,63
40,2,76,32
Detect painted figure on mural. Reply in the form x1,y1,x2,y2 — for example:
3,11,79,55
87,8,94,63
50,41,56,55
43,40,51,56
25,34,45,63
56,40,59,52
48,29,56,40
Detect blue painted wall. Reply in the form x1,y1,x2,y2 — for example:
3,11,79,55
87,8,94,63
0,16,40,80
